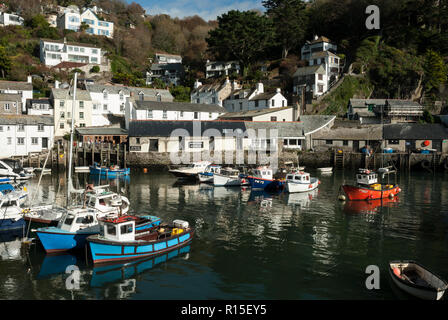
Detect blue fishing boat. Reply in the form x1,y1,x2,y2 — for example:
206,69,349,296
246,166,285,191
90,163,130,178
87,217,194,264
36,207,161,253
0,194,26,233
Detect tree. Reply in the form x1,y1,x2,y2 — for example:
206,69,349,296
423,49,447,96
170,85,191,102
206,10,275,76
0,46,11,78
262,0,308,59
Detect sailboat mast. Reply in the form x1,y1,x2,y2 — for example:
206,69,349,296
67,72,78,206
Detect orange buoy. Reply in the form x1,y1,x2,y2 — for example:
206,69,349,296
143,168,148,173
393,267,401,277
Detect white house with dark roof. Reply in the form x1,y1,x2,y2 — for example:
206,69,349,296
292,65,328,98
50,87,93,137
86,84,174,126
205,60,241,79
301,35,337,61
125,100,227,130
223,82,288,113
219,107,295,122
0,77,33,112
147,52,184,86
25,98,53,116
190,78,240,107
40,38,102,67
0,115,54,158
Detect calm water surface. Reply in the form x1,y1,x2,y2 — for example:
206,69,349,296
1,169,448,300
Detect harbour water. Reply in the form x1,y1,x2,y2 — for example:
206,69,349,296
1,169,448,300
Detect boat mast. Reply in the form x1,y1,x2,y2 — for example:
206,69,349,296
67,72,78,207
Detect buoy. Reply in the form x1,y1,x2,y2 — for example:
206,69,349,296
143,168,148,173
393,267,401,277
338,194,346,201
389,193,394,199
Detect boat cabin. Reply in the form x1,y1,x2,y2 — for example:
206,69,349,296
253,167,273,180
87,192,124,213
205,164,221,174
99,215,137,242
186,161,211,170
286,172,311,183
356,169,378,185
220,167,239,177
58,208,99,232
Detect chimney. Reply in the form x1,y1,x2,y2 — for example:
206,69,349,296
225,76,230,84
194,79,202,89
314,35,318,40
256,82,264,93
27,75,32,83
276,88,281,93
232,80,238,90
55,80,59,89
63,37,67,44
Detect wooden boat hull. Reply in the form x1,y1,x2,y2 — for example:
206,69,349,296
89,166,130,178
87,229,194,264
389,261,447,300
342,185,400,200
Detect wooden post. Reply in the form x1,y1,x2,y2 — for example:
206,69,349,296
92,142,95,165
100,144,103,166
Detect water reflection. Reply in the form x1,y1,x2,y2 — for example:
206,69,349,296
342,197,400,215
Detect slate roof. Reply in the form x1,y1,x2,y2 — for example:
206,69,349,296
134,100,226,113
313,124,383,140
51,88,92,101
0,80,33,91
76,126,128,136
0,115,53,125
86,84,174,101
219,107,293,120
129,120,247,137
383,123,448,140
293,65,325,77
40,38,101,49
0,93,22,101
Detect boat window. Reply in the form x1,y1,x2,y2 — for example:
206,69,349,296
286,175,293,180
64,215,75,226
294,176,301,180
120,223,133,234
306,176,309,181
107,224,116,235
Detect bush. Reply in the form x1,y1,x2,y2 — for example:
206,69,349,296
90,65,100,73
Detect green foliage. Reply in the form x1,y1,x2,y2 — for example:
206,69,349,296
423,49,447,96
206,10,275,75
0,46,11,78
90,65,100,73
320,75,373,115
150,78,167,89
170,85,191,102
422,109,435,123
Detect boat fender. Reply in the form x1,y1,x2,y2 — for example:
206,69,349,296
393,268,402,278
318,180,321,185
308,184,312,189
338,195,346,201
397,188,401,193
389,193,394,199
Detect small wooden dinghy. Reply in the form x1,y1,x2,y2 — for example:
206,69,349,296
389,260,448,300
317,167,333,173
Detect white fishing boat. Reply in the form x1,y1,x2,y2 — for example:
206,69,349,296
0,193,26,233
285,171,320,193
198,164,221,183
169,161,211,179
213,168,241,187
389,260,448,300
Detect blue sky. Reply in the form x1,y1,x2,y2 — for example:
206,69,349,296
129,0,265,21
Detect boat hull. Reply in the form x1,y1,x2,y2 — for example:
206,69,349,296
389,261,447,300
36,228,99,253
198,172,213,183
342,185,400,201
247,176,284,191
89,166,130,178
213,174,241,187
0,218,26,232
88,229,194,264
286,179,319,193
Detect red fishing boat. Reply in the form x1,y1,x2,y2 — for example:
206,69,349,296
341,168,401,201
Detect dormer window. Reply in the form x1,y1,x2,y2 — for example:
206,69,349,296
139,92,144,101
119,91,124,100
103,91,108,99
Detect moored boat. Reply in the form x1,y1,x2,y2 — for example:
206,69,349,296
0,178,28,205
341,168,401,201
246,166,285,191
0,194,26,233
213,167,241,186
35,208,161,253
169,161,211,179
198,164,221,183
285,171,320,193
87,216,193,264
389,260,448,300
90,163,130,178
